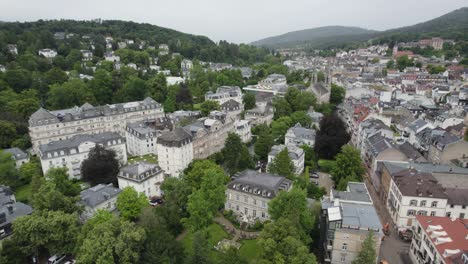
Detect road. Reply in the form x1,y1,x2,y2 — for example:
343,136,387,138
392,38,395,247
362,173,412,264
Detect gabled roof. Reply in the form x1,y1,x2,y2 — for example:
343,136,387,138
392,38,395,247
228,170,292,199
80,184,121,207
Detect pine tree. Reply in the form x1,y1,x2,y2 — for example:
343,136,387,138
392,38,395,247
222,133,254,175
268,148,295,179
352,231,377,264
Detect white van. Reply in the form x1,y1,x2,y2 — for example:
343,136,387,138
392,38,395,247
47,255,66,264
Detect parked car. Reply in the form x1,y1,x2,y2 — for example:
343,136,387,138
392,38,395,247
48,255,66,264
149,198,164,207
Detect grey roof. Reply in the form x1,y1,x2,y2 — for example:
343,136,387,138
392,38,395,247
397,142,426,161
445,188,468,205
0,202,33,229
0,186,14,207
311,83,330,95
332,182,372,204
29,97,161,127
118,162,163,183
288,123,316,140
382,161,468,176
228,170,292,199
221,99,240,110
157,127,193,147
407,119,428,132
392,169,447,199
127,118,172,139
431,131,461,150
80,184,121,208
268,144,304,161
39,132,124,157
340,203,381,230
3,148,28,161
367,134,396,157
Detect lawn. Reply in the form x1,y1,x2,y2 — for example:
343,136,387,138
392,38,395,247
318,159,337,173
239,239,261,263
128,154,158,164
15,184,31,203
181,223,229,251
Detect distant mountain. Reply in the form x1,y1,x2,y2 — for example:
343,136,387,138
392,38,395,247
251,26,377,48
251,7,468,49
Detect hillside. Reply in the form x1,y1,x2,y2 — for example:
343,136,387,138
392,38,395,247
251,26,377,48
251,7,468,49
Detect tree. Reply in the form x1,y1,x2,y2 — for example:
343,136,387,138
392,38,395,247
19,157,42,185
46,167,80,196
271,116,293,142
146,73,168,102
291,111,312,128
115,76,148,102
301,144,317,167
45,67,68,85
314,114,350,160
254,129,274,161
386,59,395,69
13,211,79,257
32,179,81,213
330,84,346,106
332,145,365,190
217,248,248,264
0,120,17,149
316,71,325,82
0,151,22,188
81,145,120,186
116,187,148,221
222,133,254,175
5,69,32,93
243,92,256,110
199,100,220,116
89,69,113,104
184,160,226,190
272,97,292,119
396,55,414,71
285,87,316,112
184,231,212,264
268,148,295,179
47,79,96,109
352,231,377,264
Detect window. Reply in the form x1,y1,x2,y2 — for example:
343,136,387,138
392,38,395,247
460,213,465,219
450,204,454,208
410,200,417,206
430,211,436,216
253,210,256,217
463,205,466,209
253,199,257,205
417,211,427,216
244,196,248,203
262,201,266,208
244,208,248,214
236,205,239,211
407,210,416,216
341,256,346,262
261,212,266,218
342,243,347,250
431,201,438,208
420,200,427,207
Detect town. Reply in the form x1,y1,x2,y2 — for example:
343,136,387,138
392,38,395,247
0,6,468,264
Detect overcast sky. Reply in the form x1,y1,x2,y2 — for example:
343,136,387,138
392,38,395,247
1,0,466,43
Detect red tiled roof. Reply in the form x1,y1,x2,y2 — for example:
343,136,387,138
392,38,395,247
416,216,468,264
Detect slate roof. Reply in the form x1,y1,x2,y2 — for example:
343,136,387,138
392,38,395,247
268,144,304,161
0,186,14,206
392,169,447,199
431,131,462,151
311,83,330,95
127,118,172,139
287,123,316,140
3,148,28,161
332,182,372,204
407,119,428,133
0,202,33,229
340,203,381,230
445,188,468,205
157,127,193,147
228,170,292,199
397,142,426,161
119,162,163,183
80,184,121,208
221,99,240,110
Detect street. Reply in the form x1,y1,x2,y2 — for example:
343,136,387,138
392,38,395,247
362,174,412,264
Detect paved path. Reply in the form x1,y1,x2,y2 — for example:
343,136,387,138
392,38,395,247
176,229,189,241
214,215,260,242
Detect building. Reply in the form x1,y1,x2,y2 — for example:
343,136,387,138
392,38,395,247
0,185,33,239
118,162,165,198
428,131,468,165
220,99,243,120
181,59,193,78
80,50,93,61
29,97,163,153
285,123,316,148
125,118,172,156
79,184,121,220
321,182,383,264
38,49,58,58
268,144,305,174
39,132,127,179
205,86,243,105
158,44,169,56
309,71,331,103
410,216,468,264
156,127,193,177
244,97,274,126
243,74,288,96
104,52,120,62
3,148,29,168
234,120,252,143
225,170,293,223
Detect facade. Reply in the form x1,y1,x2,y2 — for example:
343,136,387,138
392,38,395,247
156,127,193,177
38,132,127,179
181,59,193,78
285,123,316,148
0,186,33,239
268,144,305,174
29,97,163,153
118,162,165,198
220,99,243,120
125,118,172,156
38,49,57,58
243,74,288,96
428,131,468,164
3,148,29,168
205,86,243,105
321,182,383,264
234,120,252,143
410,216,468,264
79,184,121,221
244,101,274,126
225,170,293,223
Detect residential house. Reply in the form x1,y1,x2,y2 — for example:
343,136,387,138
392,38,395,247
3,148,29,168
156,127,193,177
125,118,172,156
234,120,252,143
79,184,121,220
225,170,293,223
118,162,165,198
205,86,243,105
38,49,57,58
268,144,305,174
428,131,468,164
285,123,316,148
0,185,33,239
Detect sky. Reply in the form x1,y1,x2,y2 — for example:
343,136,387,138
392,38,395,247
0,0,467,43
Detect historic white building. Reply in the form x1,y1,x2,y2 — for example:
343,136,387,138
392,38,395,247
38,132,127,179
38,49,58,58
285,123,316,148
3,148,29,169
125,118,172,156
268,144,305,174
118,162,165,198
28,97,163,153
156,127,194,177
234,120,252,143
79,183,121,221
205,86,243,105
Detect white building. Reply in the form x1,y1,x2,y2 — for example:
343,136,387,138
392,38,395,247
205,86,243,105
285,123,316,148
80,50,93,61
38,132,127,180
104,52,120,62
38,49,58,58
243,74,288,96
156,128,194,177
234,120,252,143
159,44,169,56
181,59,193,78
28,97,163,153
268,144,305,175
3,148,29,169
125,118,172,157
79,184,121,221
118,162,165,198
166,76,184,86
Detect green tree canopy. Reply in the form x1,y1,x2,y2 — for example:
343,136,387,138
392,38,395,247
332,145,365,190
352,231,377,264
254,129,274,161
268,148,295,180
47,79,96,109
330,84,346,106
116,187,148,221
80,145,119,186
222,133,254,175
243,92,256,111
199,100,220,116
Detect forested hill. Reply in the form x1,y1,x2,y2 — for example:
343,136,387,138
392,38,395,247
251,26,377,48
251,7,468,49
0,19,270,65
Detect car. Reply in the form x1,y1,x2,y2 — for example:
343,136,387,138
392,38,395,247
48,255,66,264
149,198,164,207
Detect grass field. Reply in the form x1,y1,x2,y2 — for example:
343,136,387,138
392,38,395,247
128,154,158,164
181,223,229,251
15,184,31,203
239,239,261,263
